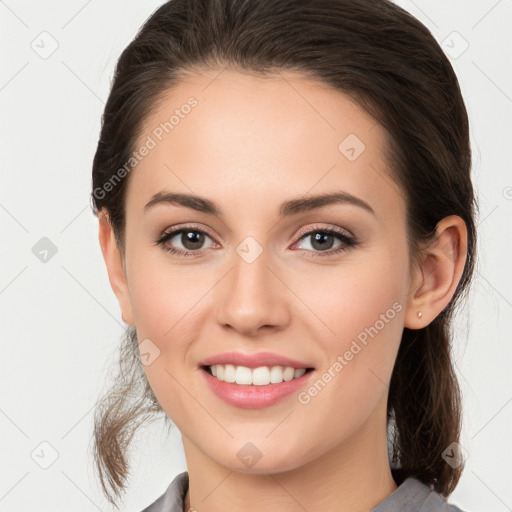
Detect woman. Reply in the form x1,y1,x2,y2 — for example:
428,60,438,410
90,0,477,510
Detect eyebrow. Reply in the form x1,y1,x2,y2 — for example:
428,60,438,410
144,190,375,217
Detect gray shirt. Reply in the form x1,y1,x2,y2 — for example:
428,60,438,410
141,472,467,511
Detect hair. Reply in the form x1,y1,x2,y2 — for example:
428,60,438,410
90,0,477,507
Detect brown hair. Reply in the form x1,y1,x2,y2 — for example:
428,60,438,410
90,0,477,507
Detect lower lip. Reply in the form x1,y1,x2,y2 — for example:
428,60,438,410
201,367,314,409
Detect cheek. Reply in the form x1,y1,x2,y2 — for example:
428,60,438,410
123,243,224,386
126,241,207,339
304,243,408,405
315,246,408,347
289,280,405,460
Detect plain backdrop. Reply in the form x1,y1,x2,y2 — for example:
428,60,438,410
1,1,511,511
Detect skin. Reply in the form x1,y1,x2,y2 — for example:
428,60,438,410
98,68,468,512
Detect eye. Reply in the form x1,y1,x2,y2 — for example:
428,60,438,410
155,224,216,257
292,225,358,257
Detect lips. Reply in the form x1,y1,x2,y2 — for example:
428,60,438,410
199,351,315,409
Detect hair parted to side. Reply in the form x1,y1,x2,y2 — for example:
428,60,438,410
90,0,477,507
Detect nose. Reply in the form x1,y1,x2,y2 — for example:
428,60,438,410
215,246,291,337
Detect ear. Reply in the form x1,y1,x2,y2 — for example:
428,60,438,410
98,209,135,326
404,215,468,329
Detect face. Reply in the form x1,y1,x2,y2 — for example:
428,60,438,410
113,68,415,474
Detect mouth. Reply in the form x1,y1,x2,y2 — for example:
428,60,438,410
198,352,316,408
202,364,314,385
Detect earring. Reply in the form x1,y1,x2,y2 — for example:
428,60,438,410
417,311,423,318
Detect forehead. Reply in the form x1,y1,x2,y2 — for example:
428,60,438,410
126,68,403,224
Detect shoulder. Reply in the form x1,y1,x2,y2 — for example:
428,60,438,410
372,477,469,512
140,471,189,512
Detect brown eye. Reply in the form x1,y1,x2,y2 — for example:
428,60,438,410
155,225,216,257
293,227,358,257
174,230,207,250
306,232,337,251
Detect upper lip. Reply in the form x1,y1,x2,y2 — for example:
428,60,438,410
200,351,313,369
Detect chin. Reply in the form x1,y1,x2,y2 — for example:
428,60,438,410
207,442,314,476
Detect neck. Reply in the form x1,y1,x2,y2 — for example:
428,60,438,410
182,404,397,512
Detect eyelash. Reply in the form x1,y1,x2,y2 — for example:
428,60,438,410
154,223,358,259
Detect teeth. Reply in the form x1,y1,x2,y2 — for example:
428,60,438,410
283,367,295,381
270,365,284,383
294,368,306,378
209,364,307,385
224,364,236,383
235,366,252,385
252,366,270,386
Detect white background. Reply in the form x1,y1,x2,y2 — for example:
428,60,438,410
1,1,511,511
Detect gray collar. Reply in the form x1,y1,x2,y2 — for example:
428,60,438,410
141,472,464,512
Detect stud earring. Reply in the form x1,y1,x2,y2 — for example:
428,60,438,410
417,311,423,318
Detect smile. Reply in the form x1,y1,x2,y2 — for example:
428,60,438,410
207,364,308,385
199,351,315,408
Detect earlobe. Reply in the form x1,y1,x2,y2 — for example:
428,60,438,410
98,209,135,326
404,215,467,329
